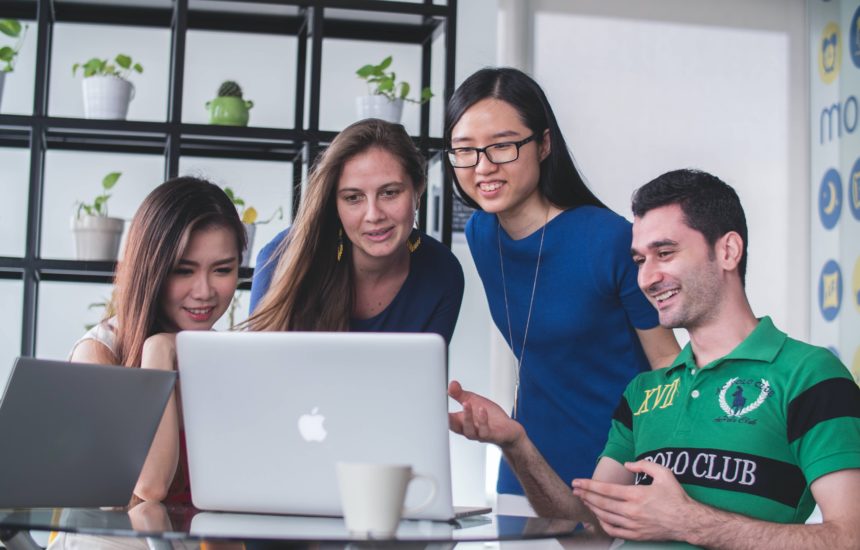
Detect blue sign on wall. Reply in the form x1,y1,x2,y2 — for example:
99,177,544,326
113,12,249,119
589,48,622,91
818,259,843,321
851,5,860,68
819,168,843,229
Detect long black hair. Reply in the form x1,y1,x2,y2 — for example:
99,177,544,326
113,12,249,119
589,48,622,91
444,67,605,210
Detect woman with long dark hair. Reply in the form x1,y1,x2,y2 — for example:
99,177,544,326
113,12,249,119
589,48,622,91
445,68,679,513
248,118,464,342
69,176,246,502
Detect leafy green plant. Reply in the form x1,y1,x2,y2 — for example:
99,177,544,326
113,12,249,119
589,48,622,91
356,56,432,104
72,54,143,80
77,172,121,219
223,187,283,225
0,18,28,73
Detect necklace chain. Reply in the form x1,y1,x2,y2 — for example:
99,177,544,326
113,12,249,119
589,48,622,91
498,212,548,419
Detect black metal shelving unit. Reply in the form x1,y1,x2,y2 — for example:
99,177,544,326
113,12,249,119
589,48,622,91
0,0,457,357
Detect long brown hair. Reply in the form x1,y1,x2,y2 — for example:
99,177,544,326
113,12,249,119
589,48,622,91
112,176,246,367
248,118,426,332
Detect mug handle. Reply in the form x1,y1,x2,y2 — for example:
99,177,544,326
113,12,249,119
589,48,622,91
245,100,254,109
402,473,437,516
129,82,135,101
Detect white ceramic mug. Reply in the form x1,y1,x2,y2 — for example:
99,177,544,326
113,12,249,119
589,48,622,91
336,462,437,538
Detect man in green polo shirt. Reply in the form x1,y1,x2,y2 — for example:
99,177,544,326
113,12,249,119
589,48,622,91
448,169,860,547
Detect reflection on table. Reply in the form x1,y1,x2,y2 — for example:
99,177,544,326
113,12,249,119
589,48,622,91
0,503,584,548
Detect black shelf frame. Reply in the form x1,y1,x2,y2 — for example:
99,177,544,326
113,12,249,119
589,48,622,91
1,0,457,357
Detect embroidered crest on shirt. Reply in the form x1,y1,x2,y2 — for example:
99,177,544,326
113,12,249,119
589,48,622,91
715,377,773,424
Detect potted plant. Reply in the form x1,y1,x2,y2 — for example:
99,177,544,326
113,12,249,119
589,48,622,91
355,56,433,123
72,54,143,120
72,171,125,261
0,18,28,109
223,186,283,267
206,80,254,126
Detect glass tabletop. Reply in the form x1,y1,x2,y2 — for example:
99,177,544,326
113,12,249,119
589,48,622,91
0,504,582,545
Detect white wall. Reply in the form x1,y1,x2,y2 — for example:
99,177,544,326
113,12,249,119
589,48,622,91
529,0,810,340
447,0,500,507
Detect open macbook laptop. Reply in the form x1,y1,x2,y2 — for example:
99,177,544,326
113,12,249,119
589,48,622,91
177,331,489,521
0,357,176,508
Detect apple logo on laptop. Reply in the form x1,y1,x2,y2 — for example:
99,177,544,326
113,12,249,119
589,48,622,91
298,407,327,442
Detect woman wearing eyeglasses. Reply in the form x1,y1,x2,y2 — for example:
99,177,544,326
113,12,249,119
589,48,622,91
445,68,679,514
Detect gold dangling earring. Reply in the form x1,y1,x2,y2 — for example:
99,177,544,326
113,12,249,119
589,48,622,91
336,228,344,262
406,228,421,254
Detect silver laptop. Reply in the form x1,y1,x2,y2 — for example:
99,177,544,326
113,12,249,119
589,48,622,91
0,357,176,508
177,331,485,521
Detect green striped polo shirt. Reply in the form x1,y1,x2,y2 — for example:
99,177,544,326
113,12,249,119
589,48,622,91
601,316,860,526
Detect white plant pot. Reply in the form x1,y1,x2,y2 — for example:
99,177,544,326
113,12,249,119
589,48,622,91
242,223,256,267
82,76,135,120
355,95,404,124
0,71,5,111
72,216,125,261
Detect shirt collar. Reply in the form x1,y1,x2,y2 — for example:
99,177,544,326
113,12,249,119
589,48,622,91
665,316,786,376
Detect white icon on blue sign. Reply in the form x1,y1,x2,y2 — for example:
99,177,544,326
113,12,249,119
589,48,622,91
818,168,842,229
818,260,842,322
850,156,860,221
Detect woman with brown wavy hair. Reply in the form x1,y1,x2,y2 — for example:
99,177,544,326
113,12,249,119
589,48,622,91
69,176,246,502
248,118,463,342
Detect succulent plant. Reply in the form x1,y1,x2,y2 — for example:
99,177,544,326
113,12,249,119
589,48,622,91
217,80,243,98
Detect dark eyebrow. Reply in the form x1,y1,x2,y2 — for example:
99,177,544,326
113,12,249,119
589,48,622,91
630,239,678,257
177,257,237,266
338,181,404,194
648,239,679,249
450,130,523,145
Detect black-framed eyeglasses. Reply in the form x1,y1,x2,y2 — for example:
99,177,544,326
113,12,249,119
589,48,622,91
446,135,537,168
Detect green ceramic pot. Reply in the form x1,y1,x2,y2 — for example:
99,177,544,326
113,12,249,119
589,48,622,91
206,96,254,126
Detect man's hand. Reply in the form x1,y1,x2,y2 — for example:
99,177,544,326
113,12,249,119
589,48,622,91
448,380,525,449
572,459,698,542
448,380,591,520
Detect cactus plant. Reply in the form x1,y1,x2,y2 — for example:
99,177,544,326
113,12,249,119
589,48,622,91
207,80,253,126
217,80,243,98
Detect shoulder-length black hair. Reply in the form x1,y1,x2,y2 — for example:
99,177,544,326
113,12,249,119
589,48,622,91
444,67,605,211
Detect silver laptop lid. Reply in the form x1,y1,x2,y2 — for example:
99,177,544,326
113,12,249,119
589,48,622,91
176,331,454,520
0,357,176,508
